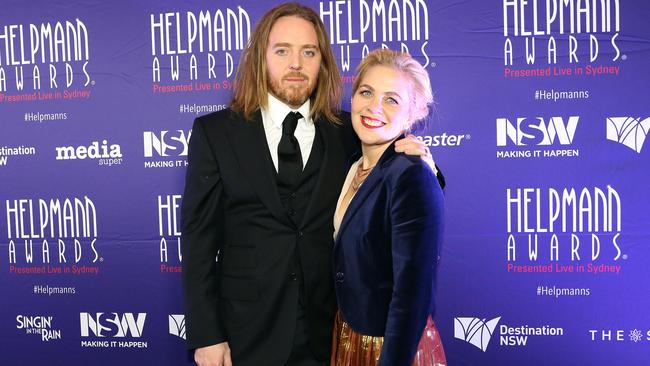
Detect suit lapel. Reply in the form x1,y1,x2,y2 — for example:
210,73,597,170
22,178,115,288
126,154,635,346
300,119,349,229
224,111,294,228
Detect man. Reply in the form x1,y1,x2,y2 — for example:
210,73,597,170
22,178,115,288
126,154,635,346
181,3,437,366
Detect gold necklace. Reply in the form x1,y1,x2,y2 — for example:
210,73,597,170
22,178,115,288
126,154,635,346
351,162,374,191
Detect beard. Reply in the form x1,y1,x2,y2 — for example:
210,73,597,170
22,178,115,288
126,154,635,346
268,72,314,108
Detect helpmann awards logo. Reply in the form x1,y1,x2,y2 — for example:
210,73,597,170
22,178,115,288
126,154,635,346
0,19,94,103
149,7,250,93
502,0,624,78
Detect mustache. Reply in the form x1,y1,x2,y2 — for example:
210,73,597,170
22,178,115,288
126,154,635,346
283,72,308,80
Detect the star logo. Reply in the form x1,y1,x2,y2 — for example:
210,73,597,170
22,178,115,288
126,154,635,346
629,329,643,343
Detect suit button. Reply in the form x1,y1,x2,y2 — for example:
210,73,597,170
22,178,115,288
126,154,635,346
290,192,297,199
335,272,344,282
298,231,304,237
289,272,297,281
288,209,296,216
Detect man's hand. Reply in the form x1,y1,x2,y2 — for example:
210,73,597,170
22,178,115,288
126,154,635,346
194,342,232,366
394,134,437,175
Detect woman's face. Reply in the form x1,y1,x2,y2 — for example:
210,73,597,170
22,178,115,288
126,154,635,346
351,65,412,148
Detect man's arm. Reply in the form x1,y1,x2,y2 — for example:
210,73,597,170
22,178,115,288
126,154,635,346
394,134,445,189
181,118,229,364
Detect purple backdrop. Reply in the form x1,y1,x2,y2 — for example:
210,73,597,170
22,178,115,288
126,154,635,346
1,0,649,364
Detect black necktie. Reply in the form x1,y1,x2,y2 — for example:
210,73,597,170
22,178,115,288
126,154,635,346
277,111,303,189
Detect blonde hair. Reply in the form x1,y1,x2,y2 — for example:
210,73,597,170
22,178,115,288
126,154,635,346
230,3,342,123
352,49,433,125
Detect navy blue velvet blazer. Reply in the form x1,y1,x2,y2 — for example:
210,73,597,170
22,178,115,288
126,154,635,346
333,141,444,366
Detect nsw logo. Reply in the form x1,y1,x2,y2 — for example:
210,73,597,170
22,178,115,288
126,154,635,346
168,314,186,340
143,130,191,158
80,312,146,338
606,117,650,153
454,316,501,352
496,117,578,146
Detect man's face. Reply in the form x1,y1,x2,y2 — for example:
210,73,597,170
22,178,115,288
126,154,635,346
266,16,321,108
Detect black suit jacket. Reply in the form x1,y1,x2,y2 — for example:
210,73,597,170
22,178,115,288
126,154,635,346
181,108,355,365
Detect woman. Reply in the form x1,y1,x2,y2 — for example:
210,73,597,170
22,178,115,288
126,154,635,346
331,49,446,366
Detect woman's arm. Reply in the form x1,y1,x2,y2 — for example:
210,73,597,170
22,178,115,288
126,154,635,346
379,162,444,366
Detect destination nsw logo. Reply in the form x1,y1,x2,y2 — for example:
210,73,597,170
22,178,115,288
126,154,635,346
455,316,563,351
505,186,626,275
496,116,579,158
168,314,186,340
606,117,650,153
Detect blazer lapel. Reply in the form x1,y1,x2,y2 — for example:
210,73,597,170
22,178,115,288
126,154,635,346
224,111,294,228
334,165,383,246
335,139,400,247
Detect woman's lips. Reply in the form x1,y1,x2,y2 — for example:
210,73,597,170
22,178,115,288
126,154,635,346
360,116,385,129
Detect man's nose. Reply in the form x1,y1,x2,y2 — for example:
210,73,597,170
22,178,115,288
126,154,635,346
289,52,302,70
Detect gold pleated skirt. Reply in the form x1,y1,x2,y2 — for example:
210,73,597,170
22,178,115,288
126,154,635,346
330,311,447,366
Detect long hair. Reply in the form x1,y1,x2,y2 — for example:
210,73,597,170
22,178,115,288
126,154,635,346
230,3,342,123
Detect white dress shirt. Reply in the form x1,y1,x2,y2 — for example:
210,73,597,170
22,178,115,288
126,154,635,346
261,93,315,172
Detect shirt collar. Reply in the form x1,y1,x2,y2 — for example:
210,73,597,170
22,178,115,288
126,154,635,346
264,93,311,129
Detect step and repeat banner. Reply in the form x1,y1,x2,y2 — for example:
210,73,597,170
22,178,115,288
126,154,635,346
1,0,648,365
